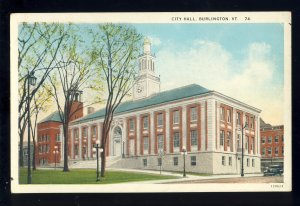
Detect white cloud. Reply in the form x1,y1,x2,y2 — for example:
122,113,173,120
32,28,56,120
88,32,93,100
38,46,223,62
156,40,283,125
148,36,161,46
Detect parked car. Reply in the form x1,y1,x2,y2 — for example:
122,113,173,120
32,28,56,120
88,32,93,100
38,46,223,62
263,165,283,176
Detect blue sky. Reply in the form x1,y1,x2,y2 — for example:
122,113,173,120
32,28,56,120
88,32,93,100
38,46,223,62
36,23,284,125
133,23,284,125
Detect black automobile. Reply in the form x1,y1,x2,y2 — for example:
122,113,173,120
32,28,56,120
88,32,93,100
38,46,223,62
263,165,283,176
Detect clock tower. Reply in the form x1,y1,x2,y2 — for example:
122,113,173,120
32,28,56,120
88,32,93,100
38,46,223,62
133,38,161,100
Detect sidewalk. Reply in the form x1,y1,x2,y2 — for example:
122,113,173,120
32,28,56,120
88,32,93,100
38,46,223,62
107,168,263,184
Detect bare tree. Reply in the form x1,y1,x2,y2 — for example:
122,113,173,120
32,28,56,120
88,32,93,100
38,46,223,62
48,32,97,172
30,84,53,170
90,24,142,177
18,23,70,167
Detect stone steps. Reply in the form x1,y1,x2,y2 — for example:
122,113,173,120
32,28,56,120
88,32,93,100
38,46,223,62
69,156,121,169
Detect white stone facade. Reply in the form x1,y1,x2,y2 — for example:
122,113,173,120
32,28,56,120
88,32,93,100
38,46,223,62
64,91,261,174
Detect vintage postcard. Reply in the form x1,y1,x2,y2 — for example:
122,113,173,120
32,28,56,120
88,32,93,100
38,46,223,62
10,12,291,193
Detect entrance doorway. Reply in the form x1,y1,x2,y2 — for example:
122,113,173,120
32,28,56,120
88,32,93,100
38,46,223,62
113,126,122,156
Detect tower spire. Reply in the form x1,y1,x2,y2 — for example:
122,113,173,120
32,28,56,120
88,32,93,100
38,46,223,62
143,37,151,55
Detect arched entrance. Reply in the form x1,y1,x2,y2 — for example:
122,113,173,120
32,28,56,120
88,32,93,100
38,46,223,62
112,126,122,156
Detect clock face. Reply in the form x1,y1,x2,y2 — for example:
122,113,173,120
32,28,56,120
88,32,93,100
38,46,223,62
136,83,144,93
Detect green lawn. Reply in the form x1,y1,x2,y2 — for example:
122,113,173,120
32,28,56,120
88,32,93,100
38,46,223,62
19,168,177,184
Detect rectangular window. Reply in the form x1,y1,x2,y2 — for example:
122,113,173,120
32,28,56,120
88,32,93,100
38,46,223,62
173,132,180,148
229,156,232,166
129,119,134,131
245,116,249,128
250,117,254,129
56,133,60,142
252,159,255,167
83,127,87,137
237,134,240,150
173,110,180,124
75,145,79,155
93,126,97,137
158,158,162,166
143,159,147,167
191,156,196,166
282,146,284,155
268,136,272,143
282,135,284,142
220,107,225,121
190,107,197,121
275,136,279,143
157,113,163,126
220,130,225,146
275,147,279,155
268,147,272,155
247,158,250,167
75,129,79,140
158,134,164,150
143,116,149,129
227,131,231,147
236,112,241,125
262,137,266,144
191,130,198,146
222,156,226,166
245,136,249,150
143,137,149,151
173,157,178,166
262,148,266,156
227,109,231,123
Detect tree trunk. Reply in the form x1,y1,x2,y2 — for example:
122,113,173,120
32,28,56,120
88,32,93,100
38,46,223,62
19,135,24,167
63,125,69,172
100,146,106,177
32,139,36,170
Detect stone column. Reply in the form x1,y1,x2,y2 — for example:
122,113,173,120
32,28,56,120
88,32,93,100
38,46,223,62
182,106,187,149
150,111,155,154
98,122,102,145
123,118,127,156
232,108,236,153
201,103,206,152
216,102,220,151
70,128,74,159
60,125,64,161
209,99,216,151
165,110,170,153
136,116,140,155
78,126,82,160
256,116,260,156
87,125,91,159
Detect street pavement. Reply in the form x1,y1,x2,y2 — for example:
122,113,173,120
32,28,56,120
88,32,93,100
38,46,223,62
107,168,264,184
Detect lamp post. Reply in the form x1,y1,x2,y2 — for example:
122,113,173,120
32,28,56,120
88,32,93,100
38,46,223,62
181,146,187,177
241,122,248,177
27,71,37,184
122,141,125,158
53,145,59,170
93,140,103,182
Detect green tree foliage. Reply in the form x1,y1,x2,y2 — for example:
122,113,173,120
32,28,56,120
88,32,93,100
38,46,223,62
18,23,70,167
89,24,142,176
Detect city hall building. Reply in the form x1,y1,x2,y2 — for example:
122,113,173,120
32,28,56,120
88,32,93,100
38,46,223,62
41,38,262,174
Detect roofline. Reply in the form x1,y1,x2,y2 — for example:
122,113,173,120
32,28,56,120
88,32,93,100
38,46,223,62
71,90,212,125
71,89,261,126
211,91,262,113
38,120,62,124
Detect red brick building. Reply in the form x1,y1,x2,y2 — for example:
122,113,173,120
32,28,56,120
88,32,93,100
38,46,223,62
260,125,284,169
36,100,83,166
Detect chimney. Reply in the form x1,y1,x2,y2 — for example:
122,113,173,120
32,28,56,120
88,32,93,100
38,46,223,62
87,107,95,114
